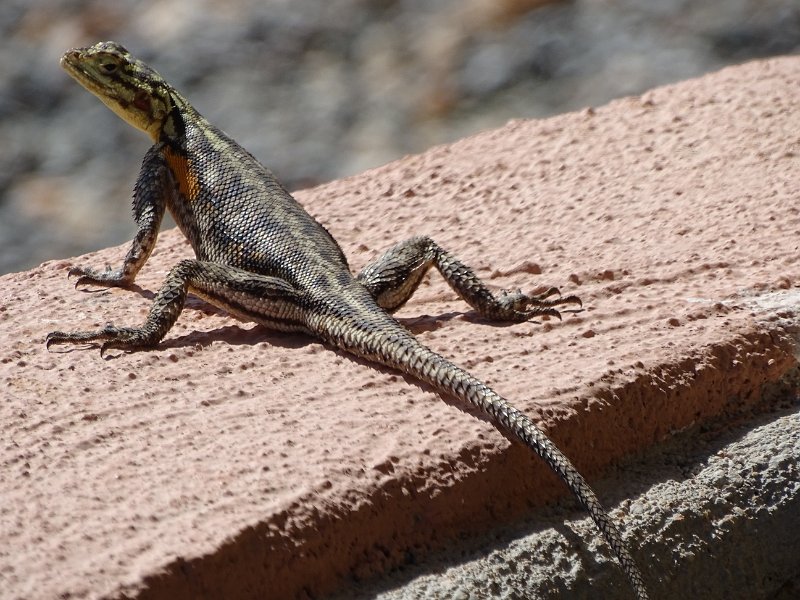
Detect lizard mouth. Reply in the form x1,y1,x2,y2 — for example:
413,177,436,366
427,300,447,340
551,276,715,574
60,49,101,92
60,49,86,75
60,47,120,101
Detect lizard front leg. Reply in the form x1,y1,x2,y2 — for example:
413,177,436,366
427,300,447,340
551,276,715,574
47,260,305,354
69,144,170,288
356,235,581,322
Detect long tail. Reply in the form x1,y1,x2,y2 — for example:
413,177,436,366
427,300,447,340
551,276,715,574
326,314,649,599
437,360,649,599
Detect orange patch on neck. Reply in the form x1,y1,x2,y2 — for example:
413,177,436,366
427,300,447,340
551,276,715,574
163,147,200,200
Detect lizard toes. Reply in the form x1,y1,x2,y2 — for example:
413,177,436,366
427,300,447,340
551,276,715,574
542,307,563,321
558,294,583,308
536,286,562,301
45,331,67,349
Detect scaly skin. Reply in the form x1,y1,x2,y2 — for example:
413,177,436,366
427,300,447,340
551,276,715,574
47,42,648,599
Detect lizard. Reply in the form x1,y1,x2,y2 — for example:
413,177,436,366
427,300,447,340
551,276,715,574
46,41,649,599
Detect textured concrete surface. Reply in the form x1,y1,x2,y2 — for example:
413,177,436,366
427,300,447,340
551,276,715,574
5,0,800,276
1,56,800,599
336,387,800,599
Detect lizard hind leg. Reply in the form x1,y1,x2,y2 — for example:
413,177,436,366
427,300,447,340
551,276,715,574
46,259,304,355
356,235,581,322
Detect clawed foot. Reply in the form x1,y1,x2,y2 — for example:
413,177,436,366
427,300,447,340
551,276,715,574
46,325,154,356
67,265,129,288
493,286,582,322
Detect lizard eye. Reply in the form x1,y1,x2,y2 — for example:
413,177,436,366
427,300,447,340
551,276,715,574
100,62,118,74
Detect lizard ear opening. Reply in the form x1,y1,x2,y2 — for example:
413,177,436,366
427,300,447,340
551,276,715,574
134,90,151,112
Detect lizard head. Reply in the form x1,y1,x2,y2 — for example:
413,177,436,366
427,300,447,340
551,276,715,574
61,41,174,141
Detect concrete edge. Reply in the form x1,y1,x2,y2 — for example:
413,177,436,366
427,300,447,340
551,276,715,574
126,318,799,599
329,362,800,599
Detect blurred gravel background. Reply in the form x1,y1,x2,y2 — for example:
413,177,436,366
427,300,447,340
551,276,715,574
1,0,799,274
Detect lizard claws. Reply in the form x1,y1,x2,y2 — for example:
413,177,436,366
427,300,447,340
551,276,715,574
559,294,582,308
68,266,102,289
45,331,98,352
99,342,118,359
44,332,61,350
68,266,128,289
537,286,562,301
45,325,132,354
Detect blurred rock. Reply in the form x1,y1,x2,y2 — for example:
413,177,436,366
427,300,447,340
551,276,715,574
0,0,798,274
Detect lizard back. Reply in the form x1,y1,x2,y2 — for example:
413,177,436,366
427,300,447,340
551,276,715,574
161,99,351,286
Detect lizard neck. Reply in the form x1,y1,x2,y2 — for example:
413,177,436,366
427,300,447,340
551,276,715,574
156,92,190,147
